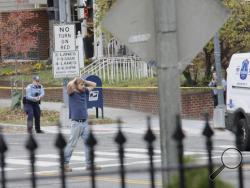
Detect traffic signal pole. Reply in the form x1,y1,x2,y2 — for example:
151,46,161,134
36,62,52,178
58,0,72,126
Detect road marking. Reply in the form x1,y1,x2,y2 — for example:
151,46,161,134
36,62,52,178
125,148,161,154
44,129,116,135
71,176,162,186
6,159,58,167
74,159,161,170
0,168,19,172
32,172,162,186
7,147,242,171
35,171,59,176
71,155,115,162
37,154,116,162
214,145,235,149
95,151,151,159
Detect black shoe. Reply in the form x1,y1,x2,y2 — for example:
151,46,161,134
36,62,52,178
36,130,45,134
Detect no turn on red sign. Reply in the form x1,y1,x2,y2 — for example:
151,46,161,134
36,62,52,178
54,24,76,52
53,24,80,78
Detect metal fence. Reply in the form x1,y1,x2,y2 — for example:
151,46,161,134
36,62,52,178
81,56,155,83
0,114,246,188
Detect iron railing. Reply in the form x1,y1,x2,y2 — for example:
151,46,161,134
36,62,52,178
81,56,155,83
0,114,247,188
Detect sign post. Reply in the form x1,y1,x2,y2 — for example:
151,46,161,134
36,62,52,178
52,24,80,79
102,0,230,185
53,23,80,127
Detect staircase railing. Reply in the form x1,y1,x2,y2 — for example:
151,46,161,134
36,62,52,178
81,56,155,83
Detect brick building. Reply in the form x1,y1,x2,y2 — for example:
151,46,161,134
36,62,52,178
0,0,49,61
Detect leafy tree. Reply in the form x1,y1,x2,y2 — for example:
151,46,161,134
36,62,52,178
95,0,116,29
94,0,116,43
220,0,250,67
200,0,250,83
94,0,250,86
0,11,40,63
0,10,41,109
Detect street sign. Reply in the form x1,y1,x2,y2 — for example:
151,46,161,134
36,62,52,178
53,51,80,78
176,0,230,71
102,0,230,71
102,0,155,63
54,24,76,52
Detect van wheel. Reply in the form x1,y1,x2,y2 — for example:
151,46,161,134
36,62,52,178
238,118,250,151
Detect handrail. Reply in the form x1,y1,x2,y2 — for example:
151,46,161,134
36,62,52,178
81,56,155,82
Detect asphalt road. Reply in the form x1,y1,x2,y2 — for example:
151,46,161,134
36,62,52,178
0,99,249,187
1,123,250,188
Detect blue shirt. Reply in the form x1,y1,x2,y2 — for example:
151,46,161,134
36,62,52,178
69,90,89,120
208,79,227,95
26,84,45,102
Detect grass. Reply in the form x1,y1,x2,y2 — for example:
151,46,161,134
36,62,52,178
0,63,213,93
0,64,159,87
0,107,117,126
88,115,117,125
19,70,63,86
0,69,63,86
167,157,234,188
103,77,158,88
0,61,62,86
0,107,59,126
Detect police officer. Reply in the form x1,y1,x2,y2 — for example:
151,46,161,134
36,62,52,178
208,72,227,107
24,76,45,133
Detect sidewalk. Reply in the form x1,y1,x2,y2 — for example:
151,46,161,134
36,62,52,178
0,99,234,139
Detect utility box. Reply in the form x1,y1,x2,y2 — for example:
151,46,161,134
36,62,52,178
84,75,104,118
213,106,225,129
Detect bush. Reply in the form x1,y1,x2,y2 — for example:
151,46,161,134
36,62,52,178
167,158,234,188
167,168,234,188
33,62,46,71
0,69,15,76
84,58,92,66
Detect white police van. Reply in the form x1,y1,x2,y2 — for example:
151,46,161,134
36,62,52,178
226,53,250,150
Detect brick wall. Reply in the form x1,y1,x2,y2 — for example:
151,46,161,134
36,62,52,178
0,87,214,119
103,89,159,114
181,91,214,119
102,89,214,119
0,88,62,102
0,9,49,60
34,9,49,60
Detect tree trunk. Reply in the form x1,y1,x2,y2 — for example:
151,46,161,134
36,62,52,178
203,48,212,80
183,68,195,86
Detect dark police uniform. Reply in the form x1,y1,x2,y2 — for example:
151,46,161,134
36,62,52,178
24,81,45,133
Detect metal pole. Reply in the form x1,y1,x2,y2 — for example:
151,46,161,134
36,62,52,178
214,32,224,106
213,32,225,128
54,0,59,21
65,0,71,23
59,0,66,23
58,0,72,125
153,0,180,186
64,0,71,105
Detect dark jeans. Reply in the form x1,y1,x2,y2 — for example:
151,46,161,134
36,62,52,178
24,102,41,132
213,95,218,107
213,92,226,107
